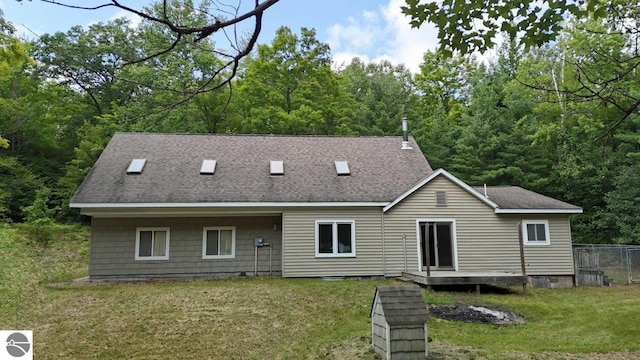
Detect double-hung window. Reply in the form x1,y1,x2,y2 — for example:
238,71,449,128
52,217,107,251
315,220,355,257
522,220,550,246
135,227,170,260
202,227,235,259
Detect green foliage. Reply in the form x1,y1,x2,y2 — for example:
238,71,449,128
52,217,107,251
0,1,638,246
22,187,57,245
401,0,607,56
232,27,357,135
23,187,56,225
340,58,417,136
605,164,640,244
33,19,137,116
0,156,43,222
412,50,475,168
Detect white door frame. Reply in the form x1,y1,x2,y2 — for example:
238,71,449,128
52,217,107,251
415,218,459,272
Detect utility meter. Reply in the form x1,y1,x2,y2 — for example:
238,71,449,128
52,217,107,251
254,237,264,247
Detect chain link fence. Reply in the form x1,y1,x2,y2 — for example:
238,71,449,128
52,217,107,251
573,244,640,285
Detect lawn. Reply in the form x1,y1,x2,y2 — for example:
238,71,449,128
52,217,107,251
1,224,639,359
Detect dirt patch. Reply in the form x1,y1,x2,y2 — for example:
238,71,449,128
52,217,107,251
429,303,525,325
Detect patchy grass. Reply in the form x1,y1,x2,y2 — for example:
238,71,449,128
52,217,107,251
423,286,640,357
1,224,639,359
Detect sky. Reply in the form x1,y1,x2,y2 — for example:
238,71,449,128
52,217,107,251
0,0,440,72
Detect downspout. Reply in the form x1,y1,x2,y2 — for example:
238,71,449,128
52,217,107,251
403,233,408,272
518,221,528,294
381,209,386,277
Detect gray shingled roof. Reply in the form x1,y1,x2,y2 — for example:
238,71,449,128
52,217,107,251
371,285,429,324
71,133,432,204
473,185,581,211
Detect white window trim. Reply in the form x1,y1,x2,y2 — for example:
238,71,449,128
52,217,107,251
135,227,170,260
202,226,236,259
315,220,356,258
522,220,551,246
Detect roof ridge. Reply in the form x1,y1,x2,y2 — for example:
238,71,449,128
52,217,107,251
114,132,411,139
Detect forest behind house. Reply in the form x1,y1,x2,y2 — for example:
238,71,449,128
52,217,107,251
1,1,638,244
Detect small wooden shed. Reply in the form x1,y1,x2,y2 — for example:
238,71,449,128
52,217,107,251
371,285,430,360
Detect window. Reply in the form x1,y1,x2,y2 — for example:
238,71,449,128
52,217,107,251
127,159,146,174
270,160,284,175
202,227,236,259
135,228,169,260
315,220,355,257
334,161,350,176
200,159,217,175
522,220,550,245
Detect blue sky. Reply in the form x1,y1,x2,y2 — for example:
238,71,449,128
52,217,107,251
1,0,440,72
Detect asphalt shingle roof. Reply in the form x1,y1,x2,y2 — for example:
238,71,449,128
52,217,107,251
71,133,433,204
372,285,429,324
473,185,581,211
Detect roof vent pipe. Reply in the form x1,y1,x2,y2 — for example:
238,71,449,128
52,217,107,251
484,184,489,198
401,117,412,150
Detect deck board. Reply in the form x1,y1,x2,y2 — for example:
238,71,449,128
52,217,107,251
402,271,528,287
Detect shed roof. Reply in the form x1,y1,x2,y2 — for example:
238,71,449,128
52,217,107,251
70,133,432,205
371,285,429,324
473,186,582,212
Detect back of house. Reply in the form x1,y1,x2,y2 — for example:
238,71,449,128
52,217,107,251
71,132,581,287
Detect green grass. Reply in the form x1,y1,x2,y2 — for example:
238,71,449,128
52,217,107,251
1,224,640,359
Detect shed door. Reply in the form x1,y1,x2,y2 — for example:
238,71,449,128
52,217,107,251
420,222,454,270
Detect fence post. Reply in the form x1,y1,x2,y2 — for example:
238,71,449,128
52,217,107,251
628,248,632,285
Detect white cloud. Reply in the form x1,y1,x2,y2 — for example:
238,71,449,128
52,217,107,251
327,0,439,73
109,9,142,28
327,13,379,54
378,0,438,72
362,10,378,22
332,51,371,71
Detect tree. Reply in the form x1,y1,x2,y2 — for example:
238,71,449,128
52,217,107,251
33,19,138,116
605,163,640,244
114,0,234,132
30,0,279,97
402,0,607,56
232,27,357,135
340,58,417,136
411,50,475,169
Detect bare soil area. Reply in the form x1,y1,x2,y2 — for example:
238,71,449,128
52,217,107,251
428,302,526,325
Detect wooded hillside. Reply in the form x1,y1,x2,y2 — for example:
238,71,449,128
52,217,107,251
0,1,638,244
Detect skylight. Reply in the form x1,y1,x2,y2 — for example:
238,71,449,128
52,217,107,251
127,159,146,174
335,161,350,176
270,160,284,175
200,159,217,175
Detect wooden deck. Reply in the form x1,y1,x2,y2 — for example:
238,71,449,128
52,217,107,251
401,271,528,293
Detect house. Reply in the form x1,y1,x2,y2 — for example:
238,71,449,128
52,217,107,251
70,131,582,287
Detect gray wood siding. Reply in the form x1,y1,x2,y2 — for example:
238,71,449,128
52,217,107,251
89,216,282,278
282,208,384,277
384,176,575,276
389,324,427,359
371,298,387,358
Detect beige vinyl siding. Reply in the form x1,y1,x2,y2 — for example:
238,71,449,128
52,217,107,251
384,176,575,276
89,216,281,278
517,215,575,275
282,208,384,277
